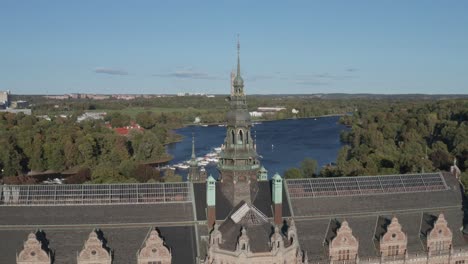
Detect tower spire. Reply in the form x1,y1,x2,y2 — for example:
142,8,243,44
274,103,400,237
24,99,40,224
237,34,241,77
232,35,244,94
191,132,196,160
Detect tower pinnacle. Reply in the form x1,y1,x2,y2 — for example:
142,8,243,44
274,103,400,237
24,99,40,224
191,132,196,160
233,35,244,94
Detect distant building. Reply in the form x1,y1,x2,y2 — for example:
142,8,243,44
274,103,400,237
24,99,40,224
106,121,144,136
257,106,287,112
0,108,31,115
249,111,263,117
77,112,107,122
10,100,29,109
0,90,10,106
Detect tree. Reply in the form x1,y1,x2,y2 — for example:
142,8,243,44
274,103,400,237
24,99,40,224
136,111,156,129
300,158,318,178
284,168,303,179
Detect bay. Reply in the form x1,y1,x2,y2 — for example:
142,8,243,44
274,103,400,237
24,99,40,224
166,116,348,179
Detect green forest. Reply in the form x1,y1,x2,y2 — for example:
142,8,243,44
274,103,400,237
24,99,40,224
1,95,467,186
285,99,468,187
0,111,180,184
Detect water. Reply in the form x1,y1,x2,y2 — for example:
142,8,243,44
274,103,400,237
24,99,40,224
166,116,347,179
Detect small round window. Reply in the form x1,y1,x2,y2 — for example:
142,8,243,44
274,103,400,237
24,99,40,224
152,248,157,253
91,250,97,255
30,251,36,257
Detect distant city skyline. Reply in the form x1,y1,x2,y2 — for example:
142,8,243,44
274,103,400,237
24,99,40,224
1,1,467,95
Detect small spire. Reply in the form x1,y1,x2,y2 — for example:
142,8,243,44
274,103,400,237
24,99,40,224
191,132,196,160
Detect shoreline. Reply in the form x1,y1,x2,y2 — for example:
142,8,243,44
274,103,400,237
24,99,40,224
180,113,347,128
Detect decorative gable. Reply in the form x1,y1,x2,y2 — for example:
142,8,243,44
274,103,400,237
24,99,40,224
137,228,172,264
16,232,51,264
329,220,359,262
427,213,453,255
77,229,112,264
379,216,407,259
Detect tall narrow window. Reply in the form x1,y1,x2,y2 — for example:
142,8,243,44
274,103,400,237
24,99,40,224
239,130,244,144
231,130,235,145
246,131,249,144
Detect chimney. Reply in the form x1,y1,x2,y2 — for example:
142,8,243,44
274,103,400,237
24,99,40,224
206,175,216,229
272,173,283,225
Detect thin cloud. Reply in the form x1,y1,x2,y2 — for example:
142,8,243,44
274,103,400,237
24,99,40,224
153,69,222,80
94,67,128,75
295,80,329,86
245,74,275,81
346,68,358,72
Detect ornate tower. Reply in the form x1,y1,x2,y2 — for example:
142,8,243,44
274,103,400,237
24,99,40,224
218,39,261,205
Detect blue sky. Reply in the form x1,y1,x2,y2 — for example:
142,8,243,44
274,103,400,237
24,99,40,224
1,1,467,95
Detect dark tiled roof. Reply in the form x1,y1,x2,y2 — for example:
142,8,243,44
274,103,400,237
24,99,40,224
193,180,291,221
289,173,462,217
216,201,290,253
296,208,467,261
0,225,197,264
0,203,194,226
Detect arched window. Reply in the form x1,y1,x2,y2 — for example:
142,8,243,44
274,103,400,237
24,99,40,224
246,131,249,144
231,130,235,145
239,130,244,144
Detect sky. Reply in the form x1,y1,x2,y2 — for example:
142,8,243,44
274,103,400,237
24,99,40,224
1,1,467,95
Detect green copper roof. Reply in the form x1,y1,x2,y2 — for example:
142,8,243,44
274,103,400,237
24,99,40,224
207,174,216,182
272,173,282,181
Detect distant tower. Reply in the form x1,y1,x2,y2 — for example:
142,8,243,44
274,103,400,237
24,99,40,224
188,133,200,182
218,38,261,205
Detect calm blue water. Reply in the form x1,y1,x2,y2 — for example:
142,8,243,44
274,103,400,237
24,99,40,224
166,116,347,179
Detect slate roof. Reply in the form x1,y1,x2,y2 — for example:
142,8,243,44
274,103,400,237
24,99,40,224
0,172,466,262
216,201,290,253
0,225,197,264
288,173,463,217
0,202,197,264
193,180,291,221
0,203,194,226
290,173,468,261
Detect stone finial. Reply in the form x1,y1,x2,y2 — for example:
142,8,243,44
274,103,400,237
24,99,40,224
288,218,298,244
137,228,171,264
17,232,51,264
210,223,223,247
270,225,284,251
77,229,111,264
237,227,250,252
